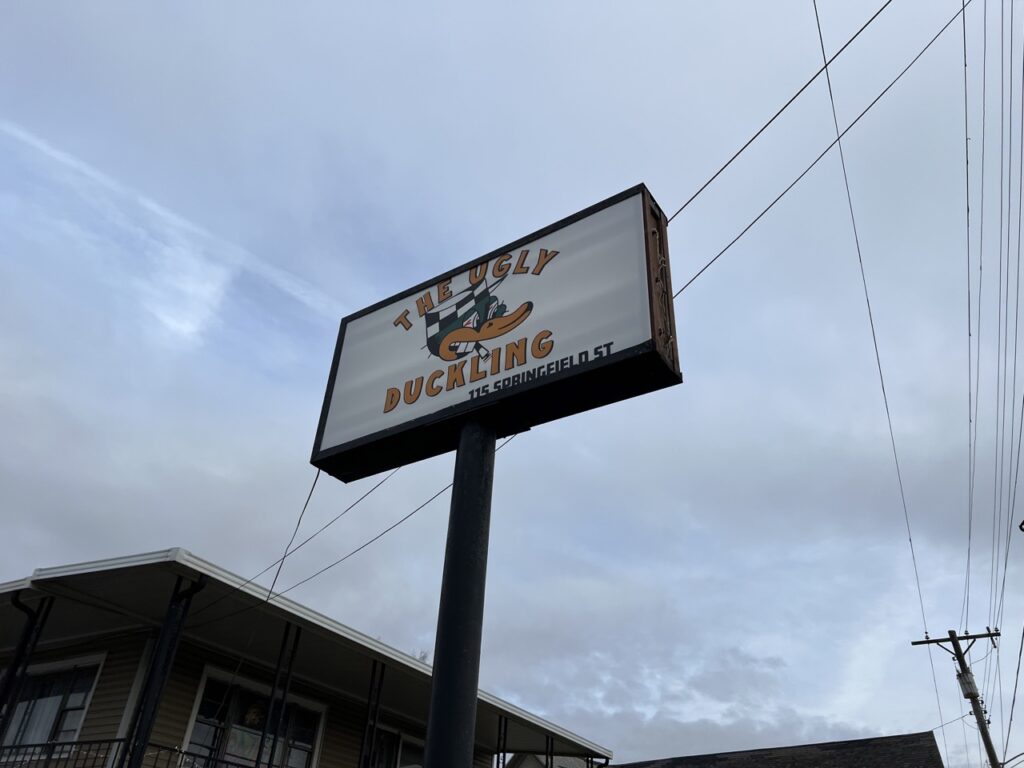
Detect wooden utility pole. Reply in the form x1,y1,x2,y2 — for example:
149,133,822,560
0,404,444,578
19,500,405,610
912,629,1002,767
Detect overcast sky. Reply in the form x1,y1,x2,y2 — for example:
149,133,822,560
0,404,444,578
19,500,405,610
2,2,1022,767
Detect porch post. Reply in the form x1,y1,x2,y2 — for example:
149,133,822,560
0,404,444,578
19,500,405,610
357,661,386,768
0,592,54,738
120,576,206,768
266,626,301,766
255,622,292,768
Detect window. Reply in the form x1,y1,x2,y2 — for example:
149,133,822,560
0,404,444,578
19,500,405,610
1,665,99,746
185,677,320,768
368,731,423,768
397,739,423,768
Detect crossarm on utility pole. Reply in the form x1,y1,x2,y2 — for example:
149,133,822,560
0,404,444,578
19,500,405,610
912,629,1002,767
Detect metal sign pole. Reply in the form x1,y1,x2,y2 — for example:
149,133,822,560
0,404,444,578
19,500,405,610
423,419,496,768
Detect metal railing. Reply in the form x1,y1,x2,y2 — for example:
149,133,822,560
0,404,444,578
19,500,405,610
0,740,126,768
0,741,254,768
139,744,252,768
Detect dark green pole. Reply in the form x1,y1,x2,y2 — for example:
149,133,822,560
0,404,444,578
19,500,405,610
423,419,496,768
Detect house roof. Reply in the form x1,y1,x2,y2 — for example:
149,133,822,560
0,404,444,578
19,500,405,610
0,547,611,760
611,732,943,768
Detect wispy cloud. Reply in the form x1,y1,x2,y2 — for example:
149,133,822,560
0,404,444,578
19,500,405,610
0,120,343,344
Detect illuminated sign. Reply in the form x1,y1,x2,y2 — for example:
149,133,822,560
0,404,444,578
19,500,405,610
312,184,681,481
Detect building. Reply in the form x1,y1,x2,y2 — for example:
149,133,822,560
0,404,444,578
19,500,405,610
610,732,944,768
0,548,611,768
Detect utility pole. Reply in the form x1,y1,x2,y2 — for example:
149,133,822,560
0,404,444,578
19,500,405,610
912,629,1002,767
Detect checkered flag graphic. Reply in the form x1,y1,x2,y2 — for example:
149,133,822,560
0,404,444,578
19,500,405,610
424,277,504,361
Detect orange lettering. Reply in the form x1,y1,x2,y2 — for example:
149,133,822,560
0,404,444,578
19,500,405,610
437,278,452,303
416,291,435,317
514,250,530,274
531,330,554,359
446,360,467,390
470,355,486,382
404,377,423,405
383,387,401,413
469,263,487,285
425,369,444,397
533,248,559,275
493,253,511,278
504,337,527,370
393,309,412,330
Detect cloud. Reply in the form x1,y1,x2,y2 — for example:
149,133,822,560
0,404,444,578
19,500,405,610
0,120,343,345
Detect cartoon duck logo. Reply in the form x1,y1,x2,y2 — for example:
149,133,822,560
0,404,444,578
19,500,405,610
423,277,533,362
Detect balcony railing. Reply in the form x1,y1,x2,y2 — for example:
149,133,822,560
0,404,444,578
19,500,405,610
0,741,255,768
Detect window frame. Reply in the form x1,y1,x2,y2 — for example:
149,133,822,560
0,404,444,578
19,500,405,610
181,665,326,768
366,724,425,768
396,733,424,768
0,653,106,748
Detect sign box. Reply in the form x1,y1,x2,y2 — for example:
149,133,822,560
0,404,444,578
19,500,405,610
312,184,681,482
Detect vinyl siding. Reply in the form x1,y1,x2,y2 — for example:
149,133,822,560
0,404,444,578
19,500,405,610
78,635,148,741
317,696,364,768
148,641,204,748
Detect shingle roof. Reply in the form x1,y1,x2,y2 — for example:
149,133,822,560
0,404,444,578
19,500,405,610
612,732,943,768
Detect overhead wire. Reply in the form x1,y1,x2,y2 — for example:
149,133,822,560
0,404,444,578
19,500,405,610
998,0,1024,642
673,1,977,292
958,4,980,760
962,0,977,640
961,5,990,761
984,1,1023,729
267,469,320,598
1008,622,1024,761
809,4,946,762
190,466,400,619
964,9,991,760
191,434,518,631
934,712,975,731
201,467,321,724
986,24,1024,759
968,0,991,640
997,0,1016,642
664,0,894,225
981,0,1009,720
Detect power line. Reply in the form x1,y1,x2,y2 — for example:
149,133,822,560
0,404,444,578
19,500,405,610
962,0,976,639
674,0,976,296
980,0,1011,716
267,469,320,597
983,1,1022,720
995,0,1015,641
201,468,321,727
192,434,518,630
190,466,400,620
997,6,1024,641
665,0,894,224
967,0,990,641
192,468,322,620
934,712,974,731
1005,623,1024,761
809,3,946,762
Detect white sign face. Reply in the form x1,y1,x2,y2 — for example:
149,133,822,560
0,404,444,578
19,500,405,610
318,193,652,453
